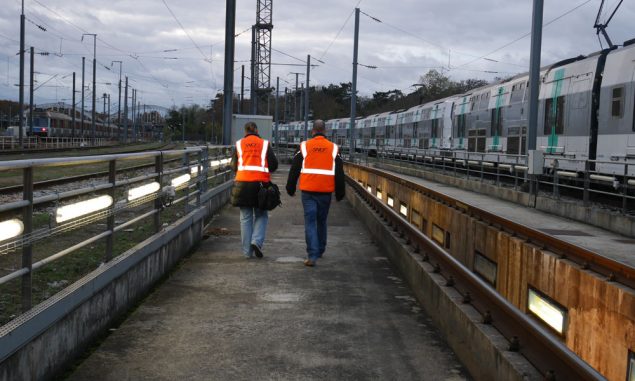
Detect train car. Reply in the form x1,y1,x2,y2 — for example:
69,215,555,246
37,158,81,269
420,96,456,156
366,110,395,156
595,39,635,176
332,117,351,149
284,40,635,179
28,107,121,139
452,93,471,154
535,53,603,172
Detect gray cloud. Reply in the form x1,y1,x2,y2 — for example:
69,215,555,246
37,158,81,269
0,0,632,109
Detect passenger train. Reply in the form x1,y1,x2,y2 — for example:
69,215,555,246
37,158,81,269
276,38,635,177
25,105,139,139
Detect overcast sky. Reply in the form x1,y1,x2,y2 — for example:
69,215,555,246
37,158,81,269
0,0,633,110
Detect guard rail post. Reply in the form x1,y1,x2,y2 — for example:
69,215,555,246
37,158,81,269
496,158,501,187
622,164,628,213
183,151,190,212
154,154,163,233
21,166,33,312
583,161,590,207
105,159,116,261
466,157,470,180
553,159,560,199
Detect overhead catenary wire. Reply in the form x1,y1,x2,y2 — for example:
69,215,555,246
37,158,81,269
452,0,594,70
318,0,363,61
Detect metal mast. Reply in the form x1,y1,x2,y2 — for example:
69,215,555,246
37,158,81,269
254,0,273,112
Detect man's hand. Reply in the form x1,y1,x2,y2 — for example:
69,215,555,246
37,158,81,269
286,185,295,197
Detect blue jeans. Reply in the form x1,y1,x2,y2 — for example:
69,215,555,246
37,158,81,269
239,207,268,257
301,192,332,261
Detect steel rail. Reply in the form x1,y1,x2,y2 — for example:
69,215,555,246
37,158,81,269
346,174,605,381
0,142,175,156
0,146,229,195
347,162,635,289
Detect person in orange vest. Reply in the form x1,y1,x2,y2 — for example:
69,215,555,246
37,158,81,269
286,119,345,267
230,122,278,259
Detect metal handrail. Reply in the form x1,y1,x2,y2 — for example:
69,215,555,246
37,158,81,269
0,145,233,316
346,173,605,380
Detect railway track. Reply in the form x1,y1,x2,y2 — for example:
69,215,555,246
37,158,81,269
348,162,635,288
346,163,633,380
0,143,181,195
0,141,175,157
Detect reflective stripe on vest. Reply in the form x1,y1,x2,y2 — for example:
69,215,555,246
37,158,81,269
236,138,269,173
300,141,338,176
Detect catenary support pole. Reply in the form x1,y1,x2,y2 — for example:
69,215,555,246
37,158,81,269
107,93,111,138
81,57,85,138
123,76,128,143
92,38,96,144
72,72,76,138
250,25,256,115
527,0,544,197
111,61,122,140
275,76,279,149
28,46,33,136
222,0,236,145
527,0,543,153
239,65,245,114
304,55,310,140
350,7,360,160
18,0,25,146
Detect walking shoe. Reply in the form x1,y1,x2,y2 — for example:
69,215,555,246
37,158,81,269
251,244,263,258
304,259,315,267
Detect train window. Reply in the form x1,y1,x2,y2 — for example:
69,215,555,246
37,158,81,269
431,119,439,139
611,86,624,118
544,96,565,135
411,209,421,228
479,92,490,109
458,115,466,138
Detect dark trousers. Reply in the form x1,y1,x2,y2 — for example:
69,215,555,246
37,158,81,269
301,192,332,261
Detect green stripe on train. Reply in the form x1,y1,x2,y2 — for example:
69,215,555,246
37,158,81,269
493,87,504,149
548,68,565,154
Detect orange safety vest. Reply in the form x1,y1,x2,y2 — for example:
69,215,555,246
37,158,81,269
299,135,338,193
235,135,271,182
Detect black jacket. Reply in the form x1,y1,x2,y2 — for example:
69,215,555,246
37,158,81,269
285,134,345,201
230,134,279,207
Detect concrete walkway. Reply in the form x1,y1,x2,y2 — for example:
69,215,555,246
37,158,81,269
67,167,469,381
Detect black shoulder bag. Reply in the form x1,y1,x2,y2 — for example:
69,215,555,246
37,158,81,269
258,181,282,211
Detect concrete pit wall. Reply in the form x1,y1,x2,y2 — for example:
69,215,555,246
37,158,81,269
348,165,635,381
0,182,232,381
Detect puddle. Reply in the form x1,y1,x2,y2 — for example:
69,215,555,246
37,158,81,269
275,256,305,263
262,292,302,302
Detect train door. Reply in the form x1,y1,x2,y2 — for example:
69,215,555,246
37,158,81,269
566,77,591,158
628,69,635,151
542,68,568,154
